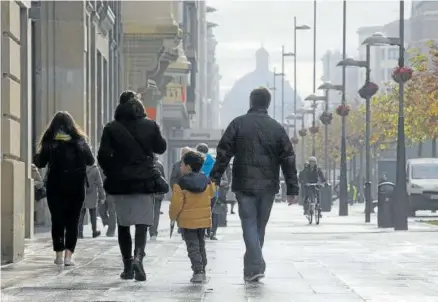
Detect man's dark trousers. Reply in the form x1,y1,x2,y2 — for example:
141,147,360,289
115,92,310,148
235,192,275,277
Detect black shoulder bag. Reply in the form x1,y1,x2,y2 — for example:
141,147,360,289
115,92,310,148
117,122,169,194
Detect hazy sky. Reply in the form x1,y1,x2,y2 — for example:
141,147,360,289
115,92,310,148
207,0,412,100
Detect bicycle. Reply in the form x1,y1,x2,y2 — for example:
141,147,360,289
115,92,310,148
304,183,322,225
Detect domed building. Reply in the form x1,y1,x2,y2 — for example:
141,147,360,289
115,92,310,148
220,46,302,127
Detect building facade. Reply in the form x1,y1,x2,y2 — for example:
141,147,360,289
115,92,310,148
410,0,438,49
1,0,124,264
206,17,220,129
1,0,33,264
2,0,219,264
31,0,123,227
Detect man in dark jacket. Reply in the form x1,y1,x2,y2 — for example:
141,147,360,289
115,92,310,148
210,87,299,282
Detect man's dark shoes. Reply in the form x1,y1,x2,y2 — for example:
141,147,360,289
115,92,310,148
78,233,84,239
210,234,218,240
190,271,205,283
244,273,265,283
92,231,101,238
120,258,134,280
133,249,146,281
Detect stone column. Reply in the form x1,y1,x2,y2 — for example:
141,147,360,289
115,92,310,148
35,1,87,139
89,18,97,153
21,4,34,239
1,0,32,263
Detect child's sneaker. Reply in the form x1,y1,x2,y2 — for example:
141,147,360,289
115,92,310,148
190,272,205,283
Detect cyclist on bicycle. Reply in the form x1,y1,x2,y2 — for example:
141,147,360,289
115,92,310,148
298,156,327,215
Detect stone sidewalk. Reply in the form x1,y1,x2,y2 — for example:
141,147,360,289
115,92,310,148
2,202,438,302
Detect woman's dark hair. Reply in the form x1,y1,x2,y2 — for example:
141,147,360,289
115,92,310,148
250,87,271,108
38,111,87,152
119,90,138,104
182,151,205,173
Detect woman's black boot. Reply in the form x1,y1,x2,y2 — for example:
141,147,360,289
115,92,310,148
133,249,146,281
120,258,134,280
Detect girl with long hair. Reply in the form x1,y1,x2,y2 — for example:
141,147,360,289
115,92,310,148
34,111,94,266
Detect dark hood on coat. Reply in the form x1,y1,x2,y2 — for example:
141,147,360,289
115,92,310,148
178,172,209,193
114,99,147,122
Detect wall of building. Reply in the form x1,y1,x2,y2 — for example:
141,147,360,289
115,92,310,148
196,1,207,128
30,0,123,232
1,0,33,264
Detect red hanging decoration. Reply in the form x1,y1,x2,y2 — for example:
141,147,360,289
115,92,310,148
392,66,413,83
336,104,350,117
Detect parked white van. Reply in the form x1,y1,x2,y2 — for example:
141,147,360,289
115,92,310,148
406,158,438,216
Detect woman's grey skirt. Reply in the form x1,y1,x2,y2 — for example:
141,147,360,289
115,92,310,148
107,194,155,227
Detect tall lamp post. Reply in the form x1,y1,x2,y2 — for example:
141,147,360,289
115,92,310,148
394,1,408,230
281,46,295,125
362,14,408,229
312,0,317,96
293,17,311,137
273,68,284,120
296,108,313,166
336,0,349,216
304,93,326,156
318,82,343,176
337,56,378,223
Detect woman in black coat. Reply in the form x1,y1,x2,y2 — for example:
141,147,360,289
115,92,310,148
98,91,167,282
34,111,94,266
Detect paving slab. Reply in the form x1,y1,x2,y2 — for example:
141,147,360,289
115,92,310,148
1,202,438,301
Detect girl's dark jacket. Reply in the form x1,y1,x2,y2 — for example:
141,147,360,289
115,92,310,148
98,99,167,195
34,133,94,202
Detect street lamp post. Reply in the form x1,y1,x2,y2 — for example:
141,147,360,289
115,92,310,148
337,57,375,222
273,68,284,120
313,0,317,95
394,0,408,231
304,93,326,156
318,82,343,179
296,108,313,166
362,27,408,229
281,46,295,125
338,0,348,216
293,17,311,135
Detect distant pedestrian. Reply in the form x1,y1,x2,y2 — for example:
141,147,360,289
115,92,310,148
196,143,215,177
207,171,229,240
170,146,192,190
32,164,50,226
78,163,106,239
149,154,166,240
33,111,94,266
97,165,117,237
210,87,299,282
196,143,217,238
98,90,167,282
169,151,215,283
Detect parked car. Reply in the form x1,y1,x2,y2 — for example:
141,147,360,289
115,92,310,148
406,158,438,216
